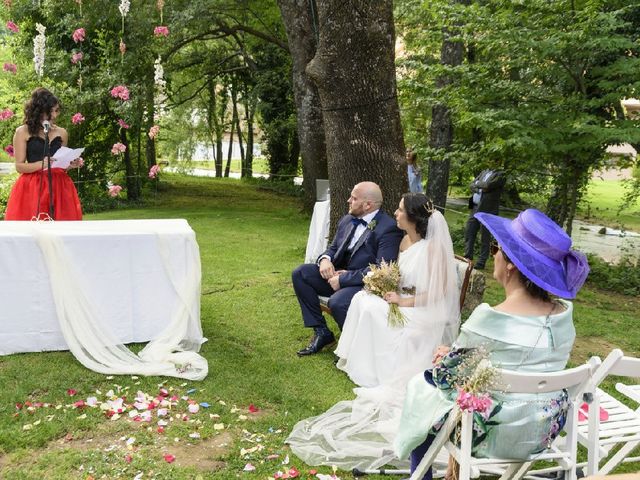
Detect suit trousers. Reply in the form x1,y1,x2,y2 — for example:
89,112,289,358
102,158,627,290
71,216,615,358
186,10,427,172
291,263,361,330
464,213,492,267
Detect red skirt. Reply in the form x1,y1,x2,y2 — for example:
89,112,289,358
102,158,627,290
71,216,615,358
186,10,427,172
4,169,83,221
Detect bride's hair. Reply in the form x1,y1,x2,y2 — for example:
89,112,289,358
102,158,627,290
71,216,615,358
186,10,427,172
402,192,434,239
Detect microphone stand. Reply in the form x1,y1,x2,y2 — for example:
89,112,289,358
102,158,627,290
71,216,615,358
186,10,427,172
44,127,55,220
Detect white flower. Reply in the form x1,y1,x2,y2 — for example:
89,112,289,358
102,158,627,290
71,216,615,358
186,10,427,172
33,23,46,77
118,0,130,17
154,56,167,118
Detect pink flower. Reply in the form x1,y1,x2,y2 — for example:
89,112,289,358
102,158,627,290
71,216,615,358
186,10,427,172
148,125,160,139
111,142,126,155
67,389,77,396
110,85,130,101
4,144,14,157
6,21,19,33
153,26,169,37
456,389,492,414
3,63,17,74
108,185,123,197
0,109,14,121
117,118,130,129
76,157,85,167
148,164,160,179
71,112,85,125
119,40,127,55
72,27,85,43
163,454,175,463
71,52,83,64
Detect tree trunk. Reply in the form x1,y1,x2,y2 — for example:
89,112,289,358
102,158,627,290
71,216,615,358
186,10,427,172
244,97,255,178
304,0,406,231
278,0,328,212
426,0,469,213
234,88,245,170
225,95,236,178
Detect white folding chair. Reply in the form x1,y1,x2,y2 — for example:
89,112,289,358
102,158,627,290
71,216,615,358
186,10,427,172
578,348,640,476
410,357,601,480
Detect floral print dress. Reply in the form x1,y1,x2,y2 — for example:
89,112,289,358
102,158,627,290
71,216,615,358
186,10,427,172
394,300,575,460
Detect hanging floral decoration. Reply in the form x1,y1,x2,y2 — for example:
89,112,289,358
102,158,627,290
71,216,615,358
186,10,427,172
118,0,130,55
108,184,123,197
6,21,19,33
33,23,46,78
111,142,126,155
71,112,85,125
119,39,126,58
157,0,165,23
72,27,85,43
148,164,160,179
3,62,17,74
153,56,166,120
71,52,83,64
148,125,160,140
0,109,15,121
117,119,130,129
153,26,169,37
4,144,15,157
110,85,130,101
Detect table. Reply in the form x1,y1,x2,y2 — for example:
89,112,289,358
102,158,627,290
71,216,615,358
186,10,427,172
0,219,203,356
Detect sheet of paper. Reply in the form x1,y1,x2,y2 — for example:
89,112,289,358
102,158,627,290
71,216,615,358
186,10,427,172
51,146,84,169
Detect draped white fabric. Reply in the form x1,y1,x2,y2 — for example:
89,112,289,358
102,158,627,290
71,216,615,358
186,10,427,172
0,220,207,380
287,209,460,469
305,199,331,263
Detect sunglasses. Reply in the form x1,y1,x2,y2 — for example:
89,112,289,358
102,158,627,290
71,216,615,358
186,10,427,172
490,241,501,256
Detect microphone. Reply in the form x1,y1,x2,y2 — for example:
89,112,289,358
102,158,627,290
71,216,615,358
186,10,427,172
42,120,50,134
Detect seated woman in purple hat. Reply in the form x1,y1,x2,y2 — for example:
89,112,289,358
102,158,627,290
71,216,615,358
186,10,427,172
393,208,590,479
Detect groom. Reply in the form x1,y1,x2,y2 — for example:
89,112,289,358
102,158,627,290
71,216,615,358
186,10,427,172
292,182,403,356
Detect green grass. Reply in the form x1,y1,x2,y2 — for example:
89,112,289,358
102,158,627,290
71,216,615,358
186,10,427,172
0,174,638,478
579,178,640,232
174,157,271,175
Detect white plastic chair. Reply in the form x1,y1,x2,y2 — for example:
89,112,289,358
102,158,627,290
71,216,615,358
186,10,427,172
409,357,601,480
578,348,640,476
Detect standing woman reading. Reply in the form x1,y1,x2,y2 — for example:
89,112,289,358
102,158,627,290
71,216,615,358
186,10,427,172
4,88,83,221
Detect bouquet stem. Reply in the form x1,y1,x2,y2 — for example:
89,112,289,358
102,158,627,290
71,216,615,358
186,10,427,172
387,303,408,328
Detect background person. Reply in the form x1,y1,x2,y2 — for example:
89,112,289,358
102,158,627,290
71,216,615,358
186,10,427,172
463,167,505,269
406,148,423,193
394,208,590,480
4,88,83,221
291,182,403,356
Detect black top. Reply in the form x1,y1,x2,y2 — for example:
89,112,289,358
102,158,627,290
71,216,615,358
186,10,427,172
26,136,63,163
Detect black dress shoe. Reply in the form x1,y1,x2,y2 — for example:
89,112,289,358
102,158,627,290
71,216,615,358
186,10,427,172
297,332,336,357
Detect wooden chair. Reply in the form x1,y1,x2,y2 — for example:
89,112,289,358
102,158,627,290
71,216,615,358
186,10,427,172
318,255,474,316
409,357,601,480
577,349,640,476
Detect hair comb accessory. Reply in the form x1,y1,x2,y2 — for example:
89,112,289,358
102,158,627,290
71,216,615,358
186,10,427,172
423,199,435,214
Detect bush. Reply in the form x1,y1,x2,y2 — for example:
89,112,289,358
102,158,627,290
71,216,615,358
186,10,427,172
0,172,18,219
586,253,640,296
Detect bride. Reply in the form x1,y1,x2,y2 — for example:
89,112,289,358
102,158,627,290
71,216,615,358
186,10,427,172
286,193,460,471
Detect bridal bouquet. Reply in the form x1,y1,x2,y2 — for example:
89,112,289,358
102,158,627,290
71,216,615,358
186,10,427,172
363,259,408,327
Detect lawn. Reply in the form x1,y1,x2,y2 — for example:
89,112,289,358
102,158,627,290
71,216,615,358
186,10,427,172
0,175,638,479
579,178,640,232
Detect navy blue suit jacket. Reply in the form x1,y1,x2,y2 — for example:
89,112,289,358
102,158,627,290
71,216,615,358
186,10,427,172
319,210,403,288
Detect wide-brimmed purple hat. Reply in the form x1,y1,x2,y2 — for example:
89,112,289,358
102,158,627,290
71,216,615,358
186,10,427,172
475,209,589,298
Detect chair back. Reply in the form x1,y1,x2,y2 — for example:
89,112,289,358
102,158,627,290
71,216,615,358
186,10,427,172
499,356,601,397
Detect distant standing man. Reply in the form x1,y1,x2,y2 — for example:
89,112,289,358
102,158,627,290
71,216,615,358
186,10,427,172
406,149,423,193
464,168,506,269
292,182,403,356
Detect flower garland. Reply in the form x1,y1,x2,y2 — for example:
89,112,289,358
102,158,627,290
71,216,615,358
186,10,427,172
33,23,46,77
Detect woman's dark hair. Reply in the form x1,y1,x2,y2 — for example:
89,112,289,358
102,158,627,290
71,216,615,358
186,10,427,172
401,192,433,239
24,88,60,136
500,248,552,302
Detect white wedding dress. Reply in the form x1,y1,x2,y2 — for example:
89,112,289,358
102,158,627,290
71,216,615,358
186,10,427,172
286,210,459,470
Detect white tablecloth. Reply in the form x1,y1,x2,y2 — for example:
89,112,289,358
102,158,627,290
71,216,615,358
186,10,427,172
305,200,331,263
0,219,202,356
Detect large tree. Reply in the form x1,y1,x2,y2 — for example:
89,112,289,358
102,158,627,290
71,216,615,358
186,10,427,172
280,0,407,227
